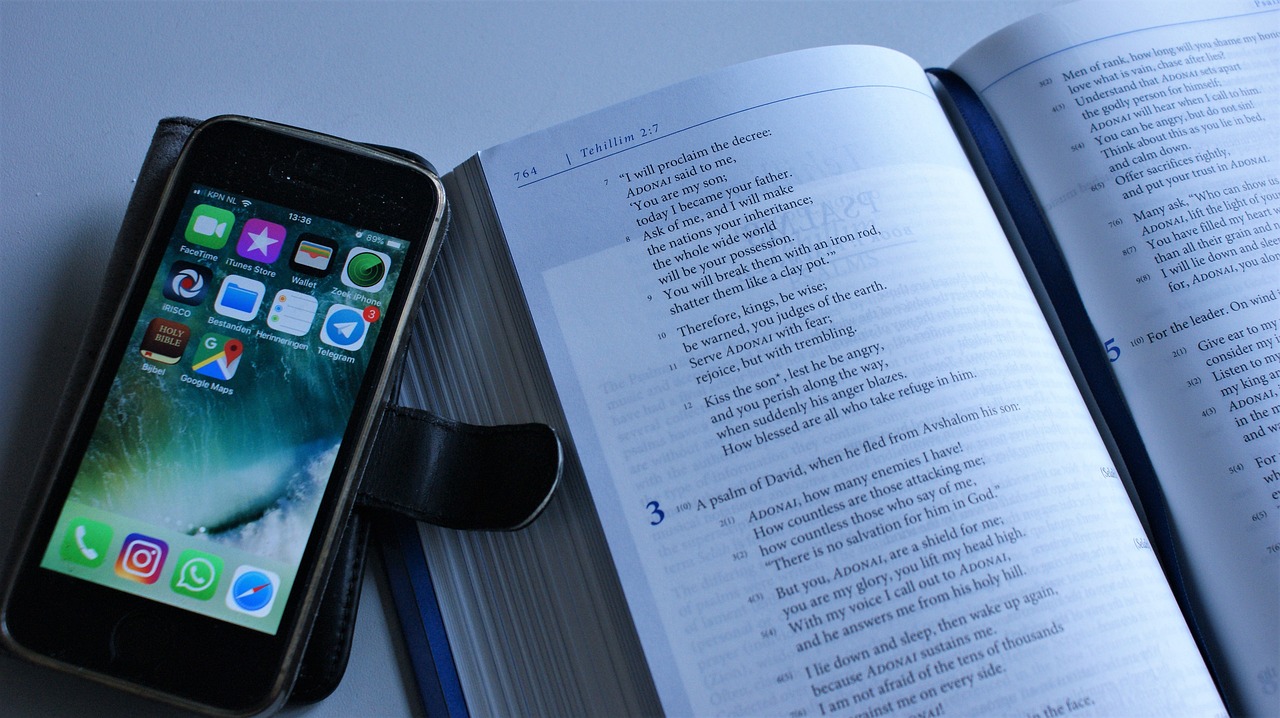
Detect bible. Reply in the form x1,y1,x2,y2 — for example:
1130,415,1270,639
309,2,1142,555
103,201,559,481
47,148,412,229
382,2,1278,715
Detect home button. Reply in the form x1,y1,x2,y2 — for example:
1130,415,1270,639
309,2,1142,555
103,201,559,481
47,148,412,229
107,608,178,678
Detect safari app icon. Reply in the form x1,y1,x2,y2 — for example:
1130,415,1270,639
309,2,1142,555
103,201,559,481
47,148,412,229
226,566,279,617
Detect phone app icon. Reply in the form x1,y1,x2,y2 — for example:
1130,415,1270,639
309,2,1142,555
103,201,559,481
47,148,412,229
185,204,236,249
236,218,286,264
59,518,112,568
320,304,368,351
341,247,391,293
192,334,244,381
226,566,279,617
162,261,213,305
170,549,223,600
140,318,191,364
214,274,266,321
115,533,169,584
290,234,338,276
266,289,318,336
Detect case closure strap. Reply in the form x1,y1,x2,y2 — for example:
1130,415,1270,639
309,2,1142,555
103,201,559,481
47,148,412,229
358,405,562,531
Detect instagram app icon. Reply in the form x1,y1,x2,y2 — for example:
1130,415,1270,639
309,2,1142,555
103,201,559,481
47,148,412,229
115,534,169,584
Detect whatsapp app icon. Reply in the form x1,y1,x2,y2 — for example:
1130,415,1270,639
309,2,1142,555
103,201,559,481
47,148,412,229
170,549,223,600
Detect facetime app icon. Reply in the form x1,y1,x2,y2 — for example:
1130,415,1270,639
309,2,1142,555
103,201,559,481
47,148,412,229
185,204,236,249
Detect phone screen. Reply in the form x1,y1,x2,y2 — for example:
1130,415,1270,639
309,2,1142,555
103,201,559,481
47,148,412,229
36,184,411,635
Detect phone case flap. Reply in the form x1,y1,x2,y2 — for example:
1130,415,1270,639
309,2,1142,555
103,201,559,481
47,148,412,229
359,406,561,531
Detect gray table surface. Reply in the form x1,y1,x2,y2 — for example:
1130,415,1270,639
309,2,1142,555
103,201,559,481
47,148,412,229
0,2,1065,714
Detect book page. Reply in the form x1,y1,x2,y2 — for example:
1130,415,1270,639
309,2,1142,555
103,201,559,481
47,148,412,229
952,3,1279,714
481,46,1221,716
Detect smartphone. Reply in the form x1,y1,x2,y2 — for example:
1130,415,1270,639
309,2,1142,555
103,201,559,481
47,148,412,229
1,116,445,715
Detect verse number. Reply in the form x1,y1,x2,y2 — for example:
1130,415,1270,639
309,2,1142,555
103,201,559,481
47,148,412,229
646,501,665,526
513,167,538,182
1104,338,1121,362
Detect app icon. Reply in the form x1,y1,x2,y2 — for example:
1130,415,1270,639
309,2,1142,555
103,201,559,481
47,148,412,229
226,566,279,617
185,204,236,249
236,218,286,264
266,289,318,336
320,304,368,351
341,247,390,293
290,234,339,276
162,261,213,305
59,518,113,568
140,318,191,364
192,334,244,381
170,549,223,600
115,533,169,584
214,274,266,321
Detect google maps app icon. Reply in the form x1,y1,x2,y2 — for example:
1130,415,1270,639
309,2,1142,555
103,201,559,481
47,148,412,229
192,334,244,381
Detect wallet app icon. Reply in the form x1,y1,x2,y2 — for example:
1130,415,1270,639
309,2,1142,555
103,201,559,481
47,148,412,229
290,234,338,276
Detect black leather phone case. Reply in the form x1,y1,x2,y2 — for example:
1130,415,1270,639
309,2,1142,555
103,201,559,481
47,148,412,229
84,117,561,704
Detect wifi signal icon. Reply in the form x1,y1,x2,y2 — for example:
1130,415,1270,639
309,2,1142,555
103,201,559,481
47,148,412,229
241,200,252,208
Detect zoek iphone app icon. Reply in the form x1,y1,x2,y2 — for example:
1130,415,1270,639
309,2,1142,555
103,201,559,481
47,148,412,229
341,247,390,293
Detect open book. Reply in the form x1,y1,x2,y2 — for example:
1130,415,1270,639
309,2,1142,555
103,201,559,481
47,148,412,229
381,2,1278,716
